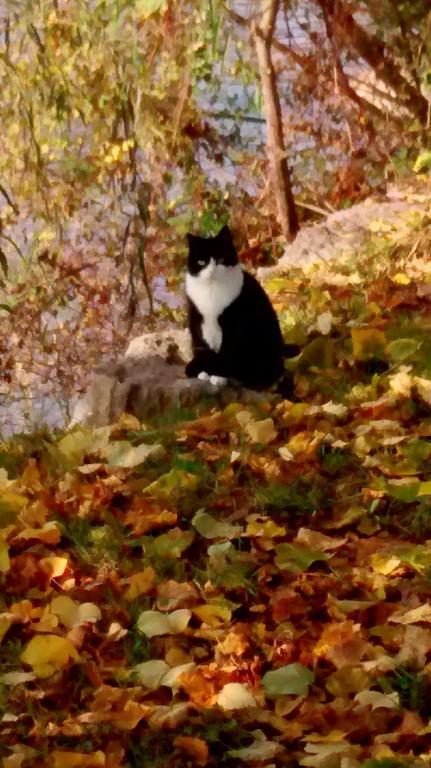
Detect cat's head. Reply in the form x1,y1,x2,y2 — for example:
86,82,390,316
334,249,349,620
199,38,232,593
187,225,239,278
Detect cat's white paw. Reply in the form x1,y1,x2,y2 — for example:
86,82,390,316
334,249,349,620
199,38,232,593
209,375,227,387
198,371,211,381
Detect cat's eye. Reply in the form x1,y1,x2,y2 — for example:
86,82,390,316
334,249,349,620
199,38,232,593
197,259,206,266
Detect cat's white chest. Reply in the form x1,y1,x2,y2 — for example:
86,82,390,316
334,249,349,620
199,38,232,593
186,264,243,352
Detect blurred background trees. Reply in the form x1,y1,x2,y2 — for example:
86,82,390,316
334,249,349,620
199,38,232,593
0,0,430,431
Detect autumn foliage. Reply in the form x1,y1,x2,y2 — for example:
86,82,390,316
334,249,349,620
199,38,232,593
2,207,431,766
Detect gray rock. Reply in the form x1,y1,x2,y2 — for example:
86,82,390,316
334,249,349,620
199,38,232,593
258,197,428,276
69,330,271,427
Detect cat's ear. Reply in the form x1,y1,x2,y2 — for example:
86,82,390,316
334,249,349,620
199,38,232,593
216,225,232,241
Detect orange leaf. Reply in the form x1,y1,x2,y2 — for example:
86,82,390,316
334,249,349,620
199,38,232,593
52,751,105,767
313,621,370,669
14,521,61,545
174,736,209,765
124,500,177,536
178,669,219,708
123,567,156,601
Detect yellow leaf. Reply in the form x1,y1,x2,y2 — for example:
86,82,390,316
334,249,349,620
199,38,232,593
50,596,101,629
143,469,198,499
0,536,9,573
0,489,28,526
193,603,232,627
391,273,411,285
389,604,431,625
287,431,323,457
371,553,402,575
414,376,431,404
40,556,68,578
52,751,105,767
123,567,156,601
351,328,386,361
246,517,286,539
418,481,431,496
245,418,277,445
325,667,370,696
21,634,80,677
306,730,349,743
0,616,11,643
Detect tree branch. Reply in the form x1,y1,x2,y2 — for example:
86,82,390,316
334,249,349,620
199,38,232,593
318,0,429,123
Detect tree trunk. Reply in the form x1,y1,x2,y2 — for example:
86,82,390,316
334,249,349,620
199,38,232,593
253,0,299,242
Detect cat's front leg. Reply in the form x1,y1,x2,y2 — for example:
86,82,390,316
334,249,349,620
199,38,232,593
185,349,218,378
186,351,228,386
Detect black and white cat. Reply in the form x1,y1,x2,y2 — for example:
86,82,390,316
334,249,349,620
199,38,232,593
185,225,292,391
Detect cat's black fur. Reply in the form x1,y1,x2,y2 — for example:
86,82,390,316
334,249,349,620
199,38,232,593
185,225,296,391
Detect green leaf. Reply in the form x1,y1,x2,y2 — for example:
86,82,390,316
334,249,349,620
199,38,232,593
103,440,164,467
274,542,330,572
57,427,111,469
262,663,314,696
386,481,420,503
192,510,242,540
387,338,420,361
141,529,195,559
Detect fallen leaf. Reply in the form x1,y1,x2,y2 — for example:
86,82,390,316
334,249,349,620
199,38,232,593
174,736,209,765
274,542,330,572
295,528,346,551
245,418,277,445
354,690,399,710
351,328,386,361
217,682,256,710
52,750,105,767
389,604,431,624
137,609,191,637
123,567,156,600
134,659,169,689
0,536,10,572
50,596,101,629
262,663,314,696
192,510,241,539
228,729,282,761
14,521,61,545
21,635,80,677
40,556,68,578
103,440,164,467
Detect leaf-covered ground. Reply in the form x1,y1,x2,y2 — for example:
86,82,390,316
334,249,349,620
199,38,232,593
2,209,431,767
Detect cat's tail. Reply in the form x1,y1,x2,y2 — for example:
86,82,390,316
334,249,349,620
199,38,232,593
276,372,296,399
277,344,300,399
283,343,301,358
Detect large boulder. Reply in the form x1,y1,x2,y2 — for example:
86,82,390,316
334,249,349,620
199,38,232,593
259,194,428,275
70,328,271,427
